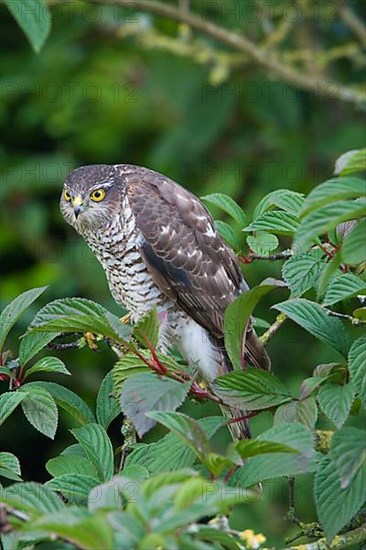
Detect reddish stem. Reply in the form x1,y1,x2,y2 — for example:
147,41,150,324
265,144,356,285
239,255,253,264
225,411,259,425
190,381,223,404
224,465,239,483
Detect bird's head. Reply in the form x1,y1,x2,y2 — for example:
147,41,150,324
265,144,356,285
60,165,124,231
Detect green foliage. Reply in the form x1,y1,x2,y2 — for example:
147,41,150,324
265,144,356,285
232,423,319,488
202,193,247,226
2,0,366,545
4,0,51,53
120,374,191,437
214,369,292,410
1,152,365,548
314,456,365,541
274,298,351,357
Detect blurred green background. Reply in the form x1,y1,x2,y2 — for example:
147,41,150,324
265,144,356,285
1,1,365,546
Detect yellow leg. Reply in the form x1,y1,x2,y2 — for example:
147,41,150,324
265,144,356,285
84,331,98,351
120,312,132,324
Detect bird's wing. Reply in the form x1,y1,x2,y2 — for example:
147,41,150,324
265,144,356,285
124,167,244,338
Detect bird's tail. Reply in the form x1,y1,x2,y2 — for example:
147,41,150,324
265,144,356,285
219,403,252,439
245,326,271,372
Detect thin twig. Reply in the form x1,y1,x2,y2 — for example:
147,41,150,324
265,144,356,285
240,250,293,263
338,4,366,46
47,340,82,351
286,522,366,549
260,313,287,345
324,308,366,326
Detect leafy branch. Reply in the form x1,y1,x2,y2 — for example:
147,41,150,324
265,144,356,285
96,0,366,106
285,523,366,550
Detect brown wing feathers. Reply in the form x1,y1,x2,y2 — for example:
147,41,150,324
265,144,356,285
125,168,270,371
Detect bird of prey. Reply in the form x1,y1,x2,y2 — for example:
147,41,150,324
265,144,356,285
60,164,270,438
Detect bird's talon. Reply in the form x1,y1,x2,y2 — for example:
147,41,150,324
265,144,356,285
120,313,132,324
84,332,98,351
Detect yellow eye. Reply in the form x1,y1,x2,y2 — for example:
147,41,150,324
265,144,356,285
64,190,71,201
90,189,105,202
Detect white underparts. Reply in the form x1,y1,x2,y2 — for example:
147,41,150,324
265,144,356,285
176,317,220,382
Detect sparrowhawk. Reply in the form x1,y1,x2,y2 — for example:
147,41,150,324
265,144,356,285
60,164,270,438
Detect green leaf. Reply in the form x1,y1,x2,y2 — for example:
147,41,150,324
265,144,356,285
314,455,366,541
0,467,21,482
330,427,366,489
46,474,99,503
253,189,305,218
252,316,270,330
33,508,114,550
29,297,132,342
195,526,242,550
300,365,340,399
96,371,120,430
353,307,366,321
126,416,223,473
88,475,139,511
0,392,27,426
24,356,71,379
235,439,298,459
0,482,65,517
121,373,190,437
173,477,217,512
224,284,276,369
341,219,366,265
174,476,253,518
316,253,342,300
274,298,351,357
4,0,51,53
133,308,159,348
146,411,211,463
0,286,47,351
26,381,95,425
244,211,299,236
214,220,241,251
300,177,366,217
323,273,366,306
144,473,252,527
112,352,150,397
19,331,58,365
214,369,292,411
71,423,114,481
46,454,99,480
282,252,324,297
334,149,366,176
314,362,344,378
19,386,58,439
203,452,237,477
0,452,22,482
318,382,355,428
348,336,366,406
274,396,318,428
295,199,366,249
246,232,279,255
0,366,11,377
141,468,196,499
0,452,21,475
201,193,247,225
231,423,317,488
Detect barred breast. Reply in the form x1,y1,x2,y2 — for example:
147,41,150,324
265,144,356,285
81,196,171,321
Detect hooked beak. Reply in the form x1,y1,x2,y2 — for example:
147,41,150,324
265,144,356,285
72,195,84,219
